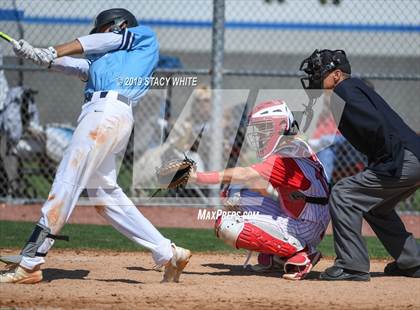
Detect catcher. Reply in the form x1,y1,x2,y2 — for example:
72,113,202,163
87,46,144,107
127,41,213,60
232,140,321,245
158,100,330,280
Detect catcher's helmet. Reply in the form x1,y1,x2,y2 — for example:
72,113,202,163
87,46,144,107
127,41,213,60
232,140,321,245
246,100,298,159
90,8,138,34
299,49,351,95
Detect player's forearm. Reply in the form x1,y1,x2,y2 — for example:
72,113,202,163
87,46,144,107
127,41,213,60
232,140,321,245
195,167,259,185
11,39,83,67
221,167,254,184
54,40,84,57
11,31,126,67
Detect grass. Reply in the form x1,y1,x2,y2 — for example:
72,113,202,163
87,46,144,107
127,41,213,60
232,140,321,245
0,221,398,259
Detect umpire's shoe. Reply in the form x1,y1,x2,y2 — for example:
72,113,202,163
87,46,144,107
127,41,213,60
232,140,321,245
0,265,42,284
162,243,192,283
319,266,370,281
384,261,420,278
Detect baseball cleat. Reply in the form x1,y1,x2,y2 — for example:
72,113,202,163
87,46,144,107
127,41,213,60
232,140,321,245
161,243,191,283
250,253,285,273
0,265,42,284
282,250,322,280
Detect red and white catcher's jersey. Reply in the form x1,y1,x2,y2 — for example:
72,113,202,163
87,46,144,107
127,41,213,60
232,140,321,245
251,138,330,228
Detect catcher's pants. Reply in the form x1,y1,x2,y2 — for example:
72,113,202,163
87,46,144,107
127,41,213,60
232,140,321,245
331,149,420,273
222,189,328,253
20,92,173,270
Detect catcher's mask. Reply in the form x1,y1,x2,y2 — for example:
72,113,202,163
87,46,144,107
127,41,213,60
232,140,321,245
299,49,351,99
90,8,138,34
246,100,298,159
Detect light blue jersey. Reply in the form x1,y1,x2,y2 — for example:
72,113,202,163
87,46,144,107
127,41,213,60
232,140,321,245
85,26,159,103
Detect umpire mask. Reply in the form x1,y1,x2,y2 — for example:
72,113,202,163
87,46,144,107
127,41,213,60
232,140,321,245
299,49,351,98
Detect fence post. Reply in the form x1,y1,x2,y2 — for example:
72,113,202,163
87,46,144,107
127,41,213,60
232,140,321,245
13,0,25,86
209,0,225,204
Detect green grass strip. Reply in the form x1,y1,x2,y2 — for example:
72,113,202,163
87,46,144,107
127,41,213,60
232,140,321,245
0,221,395,258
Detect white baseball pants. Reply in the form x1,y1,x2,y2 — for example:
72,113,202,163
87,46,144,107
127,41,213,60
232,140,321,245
20,92,173,269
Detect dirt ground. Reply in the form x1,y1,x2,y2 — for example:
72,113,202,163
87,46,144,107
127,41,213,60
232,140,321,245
0,249,419,310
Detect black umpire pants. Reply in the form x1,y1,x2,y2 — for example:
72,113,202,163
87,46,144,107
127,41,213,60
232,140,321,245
330,149,420,273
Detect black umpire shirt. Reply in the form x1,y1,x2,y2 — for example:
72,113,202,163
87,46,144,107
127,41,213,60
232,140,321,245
332,77,420,176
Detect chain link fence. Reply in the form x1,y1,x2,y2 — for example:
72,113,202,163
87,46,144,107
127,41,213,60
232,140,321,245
0,0,419,211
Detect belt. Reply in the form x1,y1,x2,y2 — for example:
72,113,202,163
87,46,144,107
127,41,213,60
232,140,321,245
289,191,329,205
84,91,131,106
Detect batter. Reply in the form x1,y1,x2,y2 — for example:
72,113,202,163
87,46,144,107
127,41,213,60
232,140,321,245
0,8,191,284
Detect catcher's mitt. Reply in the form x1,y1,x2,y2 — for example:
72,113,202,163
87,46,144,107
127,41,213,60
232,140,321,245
156,155,196,189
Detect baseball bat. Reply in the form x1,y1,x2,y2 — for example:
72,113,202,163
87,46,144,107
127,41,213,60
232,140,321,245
0,31,18,45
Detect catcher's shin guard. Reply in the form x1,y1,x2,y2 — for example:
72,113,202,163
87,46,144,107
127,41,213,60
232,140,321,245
215,216,302,257
236,222,298,257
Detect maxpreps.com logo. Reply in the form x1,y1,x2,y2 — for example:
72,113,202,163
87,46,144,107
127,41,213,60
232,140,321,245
197,209,259,220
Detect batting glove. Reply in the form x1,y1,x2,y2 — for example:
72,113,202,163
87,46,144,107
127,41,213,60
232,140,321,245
12,39,57,67
12,39,36,59
33,46,57,66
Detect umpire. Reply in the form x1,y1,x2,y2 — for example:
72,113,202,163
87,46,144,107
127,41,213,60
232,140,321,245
300,49,420,281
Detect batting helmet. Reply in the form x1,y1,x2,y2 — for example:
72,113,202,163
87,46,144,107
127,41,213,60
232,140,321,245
246,100,298,159
299,49,351,92
90,8,138,34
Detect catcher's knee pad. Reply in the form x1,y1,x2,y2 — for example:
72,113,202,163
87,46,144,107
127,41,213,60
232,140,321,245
236,222,299,257
215,215,244,248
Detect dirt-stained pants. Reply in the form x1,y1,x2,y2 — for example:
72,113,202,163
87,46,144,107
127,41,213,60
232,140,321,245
20,92,172,269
